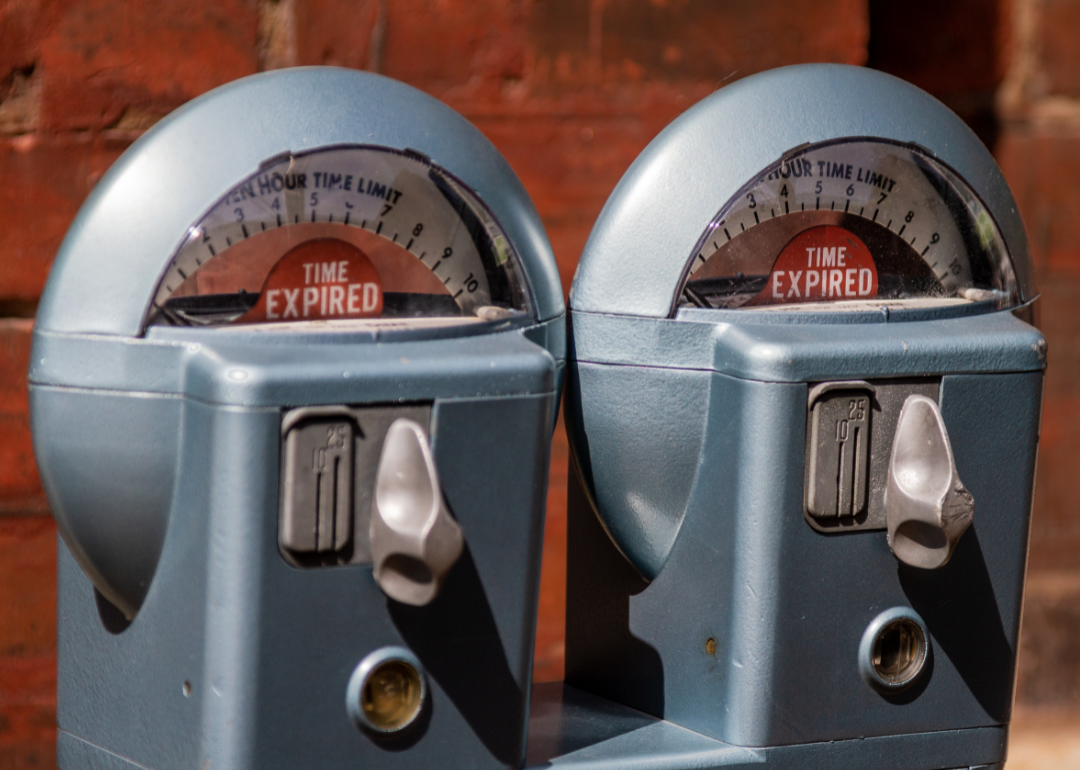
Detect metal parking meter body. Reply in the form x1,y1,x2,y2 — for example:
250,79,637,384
559,65,1044,770
28,68,564,770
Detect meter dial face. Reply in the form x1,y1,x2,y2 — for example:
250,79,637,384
147,146,533,329
679,138,1020,313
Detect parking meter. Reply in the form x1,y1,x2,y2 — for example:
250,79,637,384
28,67,564,770
560,64,1044,770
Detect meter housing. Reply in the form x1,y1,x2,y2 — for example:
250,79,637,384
563,64,1043,769
30,68,563,770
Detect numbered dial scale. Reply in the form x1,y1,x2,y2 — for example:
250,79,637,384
148,146,533,328
679,138,1021,312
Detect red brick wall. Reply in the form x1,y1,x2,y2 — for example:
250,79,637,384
1,0,1076,765
996,0,1080,707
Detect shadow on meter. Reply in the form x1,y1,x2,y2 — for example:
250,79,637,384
898,526,1014,721
564,470,665,718
388,544,524,765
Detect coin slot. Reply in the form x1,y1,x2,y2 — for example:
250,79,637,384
280,414,355,558
806,382,873,520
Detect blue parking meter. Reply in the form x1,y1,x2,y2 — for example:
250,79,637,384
28,67,564,770
556,64,1044,770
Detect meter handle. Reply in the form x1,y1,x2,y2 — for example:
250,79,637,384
370,418,464,605
885,395,974,569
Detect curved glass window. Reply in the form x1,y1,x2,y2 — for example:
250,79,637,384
148,146,533,329
678,138,1020,313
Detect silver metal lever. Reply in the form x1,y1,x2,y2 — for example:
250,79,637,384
885,394,974,569
370,418,463,605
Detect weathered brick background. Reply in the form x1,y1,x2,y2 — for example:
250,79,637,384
1,0,1078,766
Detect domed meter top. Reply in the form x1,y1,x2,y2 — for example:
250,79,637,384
564,64,1045,766
570,64,1034,320
29,68,563,770
36,70,561,336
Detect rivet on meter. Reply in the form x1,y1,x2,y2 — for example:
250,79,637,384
346,647,427,734
859,608,930,692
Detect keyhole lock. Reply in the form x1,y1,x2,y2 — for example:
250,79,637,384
347,646,427,734
859,607,930,692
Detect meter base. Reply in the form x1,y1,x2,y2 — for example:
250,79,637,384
524,682,1004,770
54,681,1005,770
